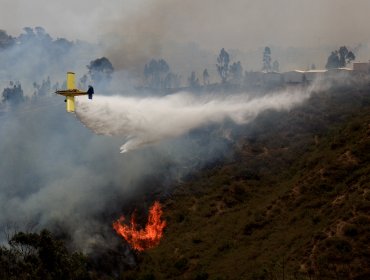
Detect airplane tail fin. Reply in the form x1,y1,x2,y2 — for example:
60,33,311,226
87,85,94,100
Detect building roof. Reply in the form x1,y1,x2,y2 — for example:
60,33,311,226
328,67,352,71
305,69,327,73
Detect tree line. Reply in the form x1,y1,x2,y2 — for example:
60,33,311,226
0,26,358,101
1,57,114,106
141,45,356,90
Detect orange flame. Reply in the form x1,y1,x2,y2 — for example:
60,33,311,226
113,201,166,251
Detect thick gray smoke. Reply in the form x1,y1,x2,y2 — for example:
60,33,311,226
0,83,313,253
0,96,210,251
99,0,370,73
0,27,101,93
0,25,325,255
0,0,368,260
0,28,159,251
75,89,311,153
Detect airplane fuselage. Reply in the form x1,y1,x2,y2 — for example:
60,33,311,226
55,89,89,97
55,72,93,112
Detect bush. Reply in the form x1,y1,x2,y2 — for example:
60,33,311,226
342,224,358,237
322,237,352,263
2,230,90,280
174,257,188,272
194,271,209,280
139,273,156,280
243,215,268,236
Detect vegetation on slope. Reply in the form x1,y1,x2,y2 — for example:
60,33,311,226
1,85,369,280
126,86,370,280
0,230,89,280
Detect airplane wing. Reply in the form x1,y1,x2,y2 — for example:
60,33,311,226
55,72,91,112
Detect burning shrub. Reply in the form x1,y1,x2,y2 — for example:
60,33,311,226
113,201,166,252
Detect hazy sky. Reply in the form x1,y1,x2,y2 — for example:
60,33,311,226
1,0,370,52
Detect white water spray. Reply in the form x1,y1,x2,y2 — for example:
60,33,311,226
75,89,311,152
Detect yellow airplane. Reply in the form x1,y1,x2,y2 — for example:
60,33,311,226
56,72,94,112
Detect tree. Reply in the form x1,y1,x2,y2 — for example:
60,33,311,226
0,30,14,49
262,47,272,72
0,230,89,280
33,77,51,97
18,27,36,43
326,51,340,69
144,59,170,89
217,48,230,83
2,82,24,106
164,72,181,88
345,50,355,65
325,46,355,69
203,69,210,85
188,71,199,88
87,57,114,84
157,59,170,88
79,74,88,88
230,61,243,84
34,26,52,44
144,59,158,87
338,46,356,67
53,38,74,55
272,60,280,72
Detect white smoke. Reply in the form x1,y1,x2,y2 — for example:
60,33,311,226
75,88,311,153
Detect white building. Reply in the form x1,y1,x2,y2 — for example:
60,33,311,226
353,62,370,73
263,72,283,86
283,70,305,84
304,70,327,82
283,69,328,84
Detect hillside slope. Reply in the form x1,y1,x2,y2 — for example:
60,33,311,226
126,86,370,280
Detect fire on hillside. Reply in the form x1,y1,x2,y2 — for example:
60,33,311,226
113,201,166,251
